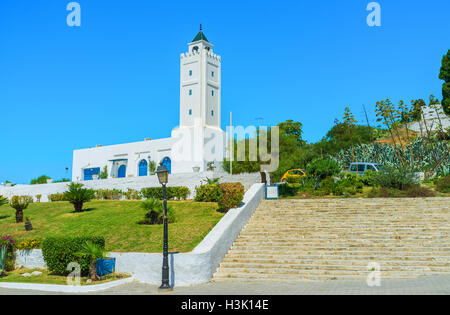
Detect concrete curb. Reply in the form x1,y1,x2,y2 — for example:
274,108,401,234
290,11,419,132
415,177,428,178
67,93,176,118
0,276,135,293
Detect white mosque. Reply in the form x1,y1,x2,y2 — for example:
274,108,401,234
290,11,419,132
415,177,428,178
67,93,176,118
72,27,226,181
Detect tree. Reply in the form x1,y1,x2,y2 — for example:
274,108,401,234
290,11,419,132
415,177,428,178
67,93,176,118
30,175,51,185
64,183,95,212
99,166,108,179
342,107,358,162
9,196,30,223
439,49,450,116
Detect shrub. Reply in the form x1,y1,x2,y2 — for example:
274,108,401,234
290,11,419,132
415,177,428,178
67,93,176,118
16,238,41,250
64,183,95,212
30,175,51,185
195,185,221,202
95,189,123,200
42,236,105,276
436,175,450,193
99,166,108,179
404,185,436,198
360,170,377,186
319,177,335,195
10,196,31,223
36,194,42,203
49,193,66,202
125,189,142,200
306,158,341,180
140,199,175,224
141,186,190,200
370,166,415,190
333,173,364,196
279,183,300,197
218,183,245,212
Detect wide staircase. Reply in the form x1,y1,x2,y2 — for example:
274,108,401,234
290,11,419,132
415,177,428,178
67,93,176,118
213,198,450,281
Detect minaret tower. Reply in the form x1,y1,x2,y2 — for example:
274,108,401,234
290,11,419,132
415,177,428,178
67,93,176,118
171,26,225,173
179,25,221,129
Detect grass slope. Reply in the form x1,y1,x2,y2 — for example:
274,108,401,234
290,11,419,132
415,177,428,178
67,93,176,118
0,200,223,253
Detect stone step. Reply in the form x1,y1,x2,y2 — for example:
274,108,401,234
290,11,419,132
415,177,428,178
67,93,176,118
221,257,450,266
224,253,450,261
220,260,450,272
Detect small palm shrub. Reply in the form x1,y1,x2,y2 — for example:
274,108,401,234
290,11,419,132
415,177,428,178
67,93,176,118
10,196,31,223
218,183,245,212
140,198,175,225
75,241,107,281
64,183,95,212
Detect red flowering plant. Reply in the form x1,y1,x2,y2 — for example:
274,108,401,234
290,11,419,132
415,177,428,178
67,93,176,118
0,235,16,248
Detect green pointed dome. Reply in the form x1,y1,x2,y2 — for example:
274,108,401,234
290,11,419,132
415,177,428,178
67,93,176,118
192,30,209,43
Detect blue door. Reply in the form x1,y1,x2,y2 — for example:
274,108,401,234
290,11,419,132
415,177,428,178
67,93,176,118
118,165,126,178
138,160,148,177
83,168,100,181
161,157,171,174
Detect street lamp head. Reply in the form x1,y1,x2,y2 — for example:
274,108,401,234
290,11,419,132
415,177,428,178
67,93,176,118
156,163,169,185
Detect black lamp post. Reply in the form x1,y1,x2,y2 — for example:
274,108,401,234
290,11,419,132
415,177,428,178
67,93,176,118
156,163,171,290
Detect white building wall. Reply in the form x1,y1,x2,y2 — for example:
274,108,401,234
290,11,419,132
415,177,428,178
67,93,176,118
72,138,173,181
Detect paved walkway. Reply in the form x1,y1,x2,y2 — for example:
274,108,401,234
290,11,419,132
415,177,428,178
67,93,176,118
1,276,449,295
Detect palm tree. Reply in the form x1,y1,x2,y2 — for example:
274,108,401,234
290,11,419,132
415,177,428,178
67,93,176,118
75,241,107,281
9,196,30,223
64,183,95,212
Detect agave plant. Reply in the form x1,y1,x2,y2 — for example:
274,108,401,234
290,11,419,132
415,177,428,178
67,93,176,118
331,139,450,176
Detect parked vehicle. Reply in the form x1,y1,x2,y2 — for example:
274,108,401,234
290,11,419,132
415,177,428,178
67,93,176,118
281,169,307,183
348,163,385,176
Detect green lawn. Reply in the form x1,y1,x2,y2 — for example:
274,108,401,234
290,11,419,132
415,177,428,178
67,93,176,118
0,268,129,285
0,200,223,253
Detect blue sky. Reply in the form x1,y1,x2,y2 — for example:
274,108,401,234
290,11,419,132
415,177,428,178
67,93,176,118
0,0,449,184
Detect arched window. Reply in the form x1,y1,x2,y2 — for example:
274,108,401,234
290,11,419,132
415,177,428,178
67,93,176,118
138,159,148,177
161,157,171,174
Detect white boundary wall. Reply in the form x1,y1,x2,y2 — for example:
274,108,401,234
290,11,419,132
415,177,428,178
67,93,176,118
0,171,262,202
14,183,265,287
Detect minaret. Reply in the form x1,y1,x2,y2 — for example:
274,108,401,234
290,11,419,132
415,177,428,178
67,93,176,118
171,26,225,173
179,25,221,130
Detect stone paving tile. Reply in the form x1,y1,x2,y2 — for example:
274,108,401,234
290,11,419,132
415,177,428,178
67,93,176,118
1,275,449,295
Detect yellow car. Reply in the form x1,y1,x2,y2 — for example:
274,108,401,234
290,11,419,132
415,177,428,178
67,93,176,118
280,169,307,183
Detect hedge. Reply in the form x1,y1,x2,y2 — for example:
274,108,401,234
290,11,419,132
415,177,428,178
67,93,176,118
218,183,245,212
195,184,221,202
48,193,66,202
42,236,105,276
141,186,190,200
